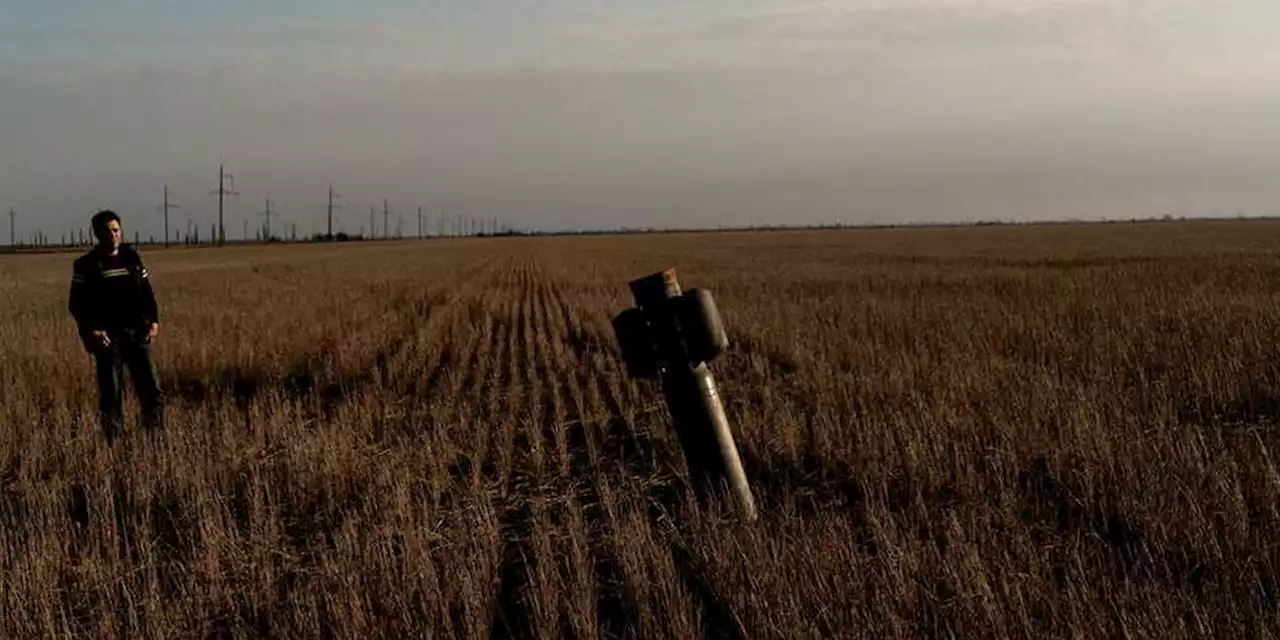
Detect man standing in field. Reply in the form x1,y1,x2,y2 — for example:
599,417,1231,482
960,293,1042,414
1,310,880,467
69,210,164,442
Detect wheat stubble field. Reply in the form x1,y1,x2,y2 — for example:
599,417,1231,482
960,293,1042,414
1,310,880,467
2,222,1280,638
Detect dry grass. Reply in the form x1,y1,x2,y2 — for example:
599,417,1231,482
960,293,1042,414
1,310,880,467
2,221,1280,638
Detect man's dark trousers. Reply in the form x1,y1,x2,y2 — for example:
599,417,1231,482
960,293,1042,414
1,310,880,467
94,329,163,441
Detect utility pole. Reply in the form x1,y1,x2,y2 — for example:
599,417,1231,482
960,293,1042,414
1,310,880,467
210,163,238,246
7,208,14,251
382,198,390,240
159,184,181,248
417,206,424,239
369,206,375,241
327,185,341,239
261,197,276,241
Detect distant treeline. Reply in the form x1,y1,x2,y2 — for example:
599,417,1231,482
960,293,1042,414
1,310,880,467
6,214,1279,254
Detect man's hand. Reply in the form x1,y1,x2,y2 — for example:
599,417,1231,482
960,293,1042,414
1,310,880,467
147,323,159,342
89,330,111,351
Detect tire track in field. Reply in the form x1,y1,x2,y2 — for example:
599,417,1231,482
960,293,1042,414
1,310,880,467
490,254,548,638
455,250,749,638
541,266,641,639
165,254,500,421
537,260,667,487
532,253,748,639
483,258,525,491
487,249,753,638
517,257,545,475
444,296,490,421
536,256,604,637
532,272,572,478
437,285,499,476
342,253,507,459
541,276,595,468
463,257,522,486
481,253,666,638
378,254,499,389
493,252,655,638
387,255,518,483
467,261,519,486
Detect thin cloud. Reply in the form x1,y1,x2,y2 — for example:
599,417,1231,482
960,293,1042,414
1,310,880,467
554,0,1262,70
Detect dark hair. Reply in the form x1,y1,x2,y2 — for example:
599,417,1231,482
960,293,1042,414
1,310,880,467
91,210,121,235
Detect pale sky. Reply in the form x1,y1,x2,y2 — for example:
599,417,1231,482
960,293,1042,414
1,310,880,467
2,1,1279,240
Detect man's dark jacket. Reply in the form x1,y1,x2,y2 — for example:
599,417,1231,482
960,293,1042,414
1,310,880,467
69,245,159,350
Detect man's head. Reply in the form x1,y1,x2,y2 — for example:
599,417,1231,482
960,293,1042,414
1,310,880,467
91,210,123,251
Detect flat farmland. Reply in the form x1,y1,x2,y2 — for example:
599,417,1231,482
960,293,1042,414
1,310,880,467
2,222,1280,638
